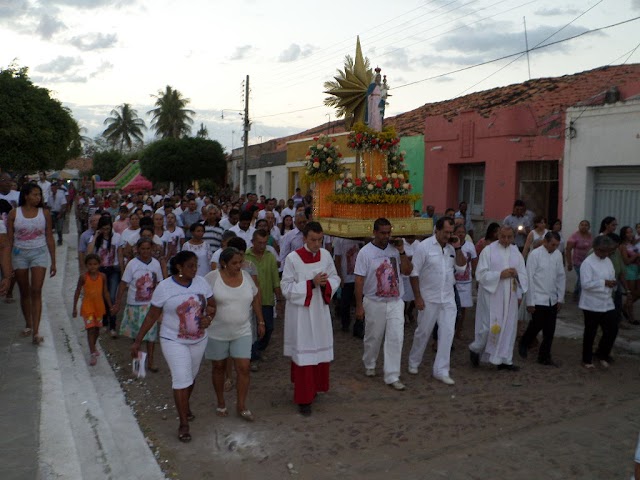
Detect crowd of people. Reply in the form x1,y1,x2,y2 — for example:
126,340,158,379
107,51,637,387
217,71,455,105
1,172,639,449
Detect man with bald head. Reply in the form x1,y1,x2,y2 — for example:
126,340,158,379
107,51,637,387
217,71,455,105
469,225,528,371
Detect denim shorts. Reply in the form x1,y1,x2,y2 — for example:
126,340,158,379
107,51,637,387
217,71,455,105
12,246,49,269
204,335,252,360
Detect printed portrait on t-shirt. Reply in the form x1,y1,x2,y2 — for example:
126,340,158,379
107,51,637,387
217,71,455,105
98,243,117,267
176,294,206,340
345,244,359,275
134,271,157,302
374,257,400,298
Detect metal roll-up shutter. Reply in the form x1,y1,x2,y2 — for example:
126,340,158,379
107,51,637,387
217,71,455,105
593,167,640,229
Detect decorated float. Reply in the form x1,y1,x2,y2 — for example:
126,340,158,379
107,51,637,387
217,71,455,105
306,37,431,238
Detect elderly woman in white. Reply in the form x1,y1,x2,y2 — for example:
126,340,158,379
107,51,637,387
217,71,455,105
579,235,619,369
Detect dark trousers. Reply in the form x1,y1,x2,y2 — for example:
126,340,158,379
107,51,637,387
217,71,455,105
51,211,64,243
252,306,274,359
339,282,355,330
520,304,558,361
101,266,121,330
582,309,619,364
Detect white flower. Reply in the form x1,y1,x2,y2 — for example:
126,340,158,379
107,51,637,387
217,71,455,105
346,182,353,188
386,183,392,190
346,172,353,179
326,157,333,164
334,145,339,150
339,172,344,179
401,150,406,155
317,144,323,149
323,147,328,152
375,174,382,181
313,162,320,168
336,185,342,190
328,169,333,174
367,184,374,190
398,174,405,180
402,183,410,189
391,173,398,179
305,155,311,161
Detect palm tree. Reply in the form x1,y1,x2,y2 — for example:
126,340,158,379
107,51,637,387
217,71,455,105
102,103,147,153
148,85,195,139
196,122,209,139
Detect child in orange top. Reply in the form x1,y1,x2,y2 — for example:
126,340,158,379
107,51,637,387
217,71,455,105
73,254,113,366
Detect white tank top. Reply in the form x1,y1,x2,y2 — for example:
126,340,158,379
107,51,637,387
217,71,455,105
14,207,47,249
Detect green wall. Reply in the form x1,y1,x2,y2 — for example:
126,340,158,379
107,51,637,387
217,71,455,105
399,135,424,211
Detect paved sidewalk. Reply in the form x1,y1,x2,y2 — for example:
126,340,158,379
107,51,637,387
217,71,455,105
0,297,40,480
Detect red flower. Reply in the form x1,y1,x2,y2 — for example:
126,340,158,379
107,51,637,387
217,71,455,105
382,177,388,182
337,152,343,157
313,137,319,141
325,142,331,148
376,182,382,188
356,133,363,141
332,138,336,142
355,178,362,186
371,139,378,145
366,176,372,182
394,180,400,188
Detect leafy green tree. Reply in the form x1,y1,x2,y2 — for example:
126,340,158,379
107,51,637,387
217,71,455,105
102,103,146,153
0,65,81,172
92,150,125,181
148,85,195,139
139,137,226,187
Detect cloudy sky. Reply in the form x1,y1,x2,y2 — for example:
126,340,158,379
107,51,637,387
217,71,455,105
2,0,639,152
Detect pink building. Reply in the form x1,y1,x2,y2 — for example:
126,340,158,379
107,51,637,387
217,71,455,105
423,64,640,228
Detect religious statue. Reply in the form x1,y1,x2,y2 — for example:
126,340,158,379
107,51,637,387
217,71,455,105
366,67,383,131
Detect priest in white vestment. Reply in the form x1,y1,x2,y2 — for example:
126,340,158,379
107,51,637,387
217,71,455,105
469,225,528,370
282,221,340,416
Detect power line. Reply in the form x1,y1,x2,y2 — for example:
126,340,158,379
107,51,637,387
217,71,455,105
250,16,640,121
456,0,604,96
270,0,538,92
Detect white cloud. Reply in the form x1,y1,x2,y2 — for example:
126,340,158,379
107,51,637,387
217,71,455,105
633,0,640,10
278,43,315,63
36,55,83,73
230,45,252,61
70,32,118,51
90,61,114,78
0,0,28,19
535,7,581,16
36,13,66,39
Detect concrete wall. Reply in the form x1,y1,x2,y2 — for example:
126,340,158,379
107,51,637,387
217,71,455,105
246,164,288,200
562,100,640,237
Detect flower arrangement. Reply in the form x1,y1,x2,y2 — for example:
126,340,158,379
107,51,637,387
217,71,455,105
329,172,421,205
347,122,406,173
303,135,344,182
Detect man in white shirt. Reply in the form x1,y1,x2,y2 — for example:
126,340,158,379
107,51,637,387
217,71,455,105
257,198,281,225
408,217,467,385
229,211,255,248
281,198,296,221
220,208,240,231
503,200,532,251
48,182,68,245
354,218,413,391
518,231,566,366
279,212,307,268
38,171,52,206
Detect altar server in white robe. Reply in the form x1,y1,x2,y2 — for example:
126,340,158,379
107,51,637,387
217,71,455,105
469,225,528,370
282,221,340,416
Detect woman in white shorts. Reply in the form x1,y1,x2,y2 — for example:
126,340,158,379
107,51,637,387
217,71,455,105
204,247,264,421
7,183,56,344
131,250,216,443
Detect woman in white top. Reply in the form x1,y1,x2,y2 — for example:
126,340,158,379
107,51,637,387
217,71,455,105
522,215,548,259
131,250,216,443
204,247,264,421
181,223,214,277
118,211,141,271
579,235,619,369
7,183,55,344
163,212,185,262
88,216,122,337
453,223,478,337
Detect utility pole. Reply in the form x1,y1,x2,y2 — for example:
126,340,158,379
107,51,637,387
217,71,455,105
242,75,250,196
523,16,531,80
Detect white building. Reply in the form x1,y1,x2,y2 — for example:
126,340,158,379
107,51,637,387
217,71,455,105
563,98,640,237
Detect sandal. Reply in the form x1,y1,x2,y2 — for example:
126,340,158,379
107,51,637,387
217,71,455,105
20,328,32,337
32,336,44,345
215,407,228,417
223,378,233,392
178,425,191,443
89,353,98,366
583,363,595,370
238,409,255,422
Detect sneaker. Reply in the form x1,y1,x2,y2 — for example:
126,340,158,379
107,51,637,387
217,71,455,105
434,375,455,385
250,362,259,372
364,368,376,377
407,366,419,375
599,359,610,369
388,380,406,391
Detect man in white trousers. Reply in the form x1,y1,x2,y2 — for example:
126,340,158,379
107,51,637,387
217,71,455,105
407,216,467,385
469,225,528,370
354,218,413,391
